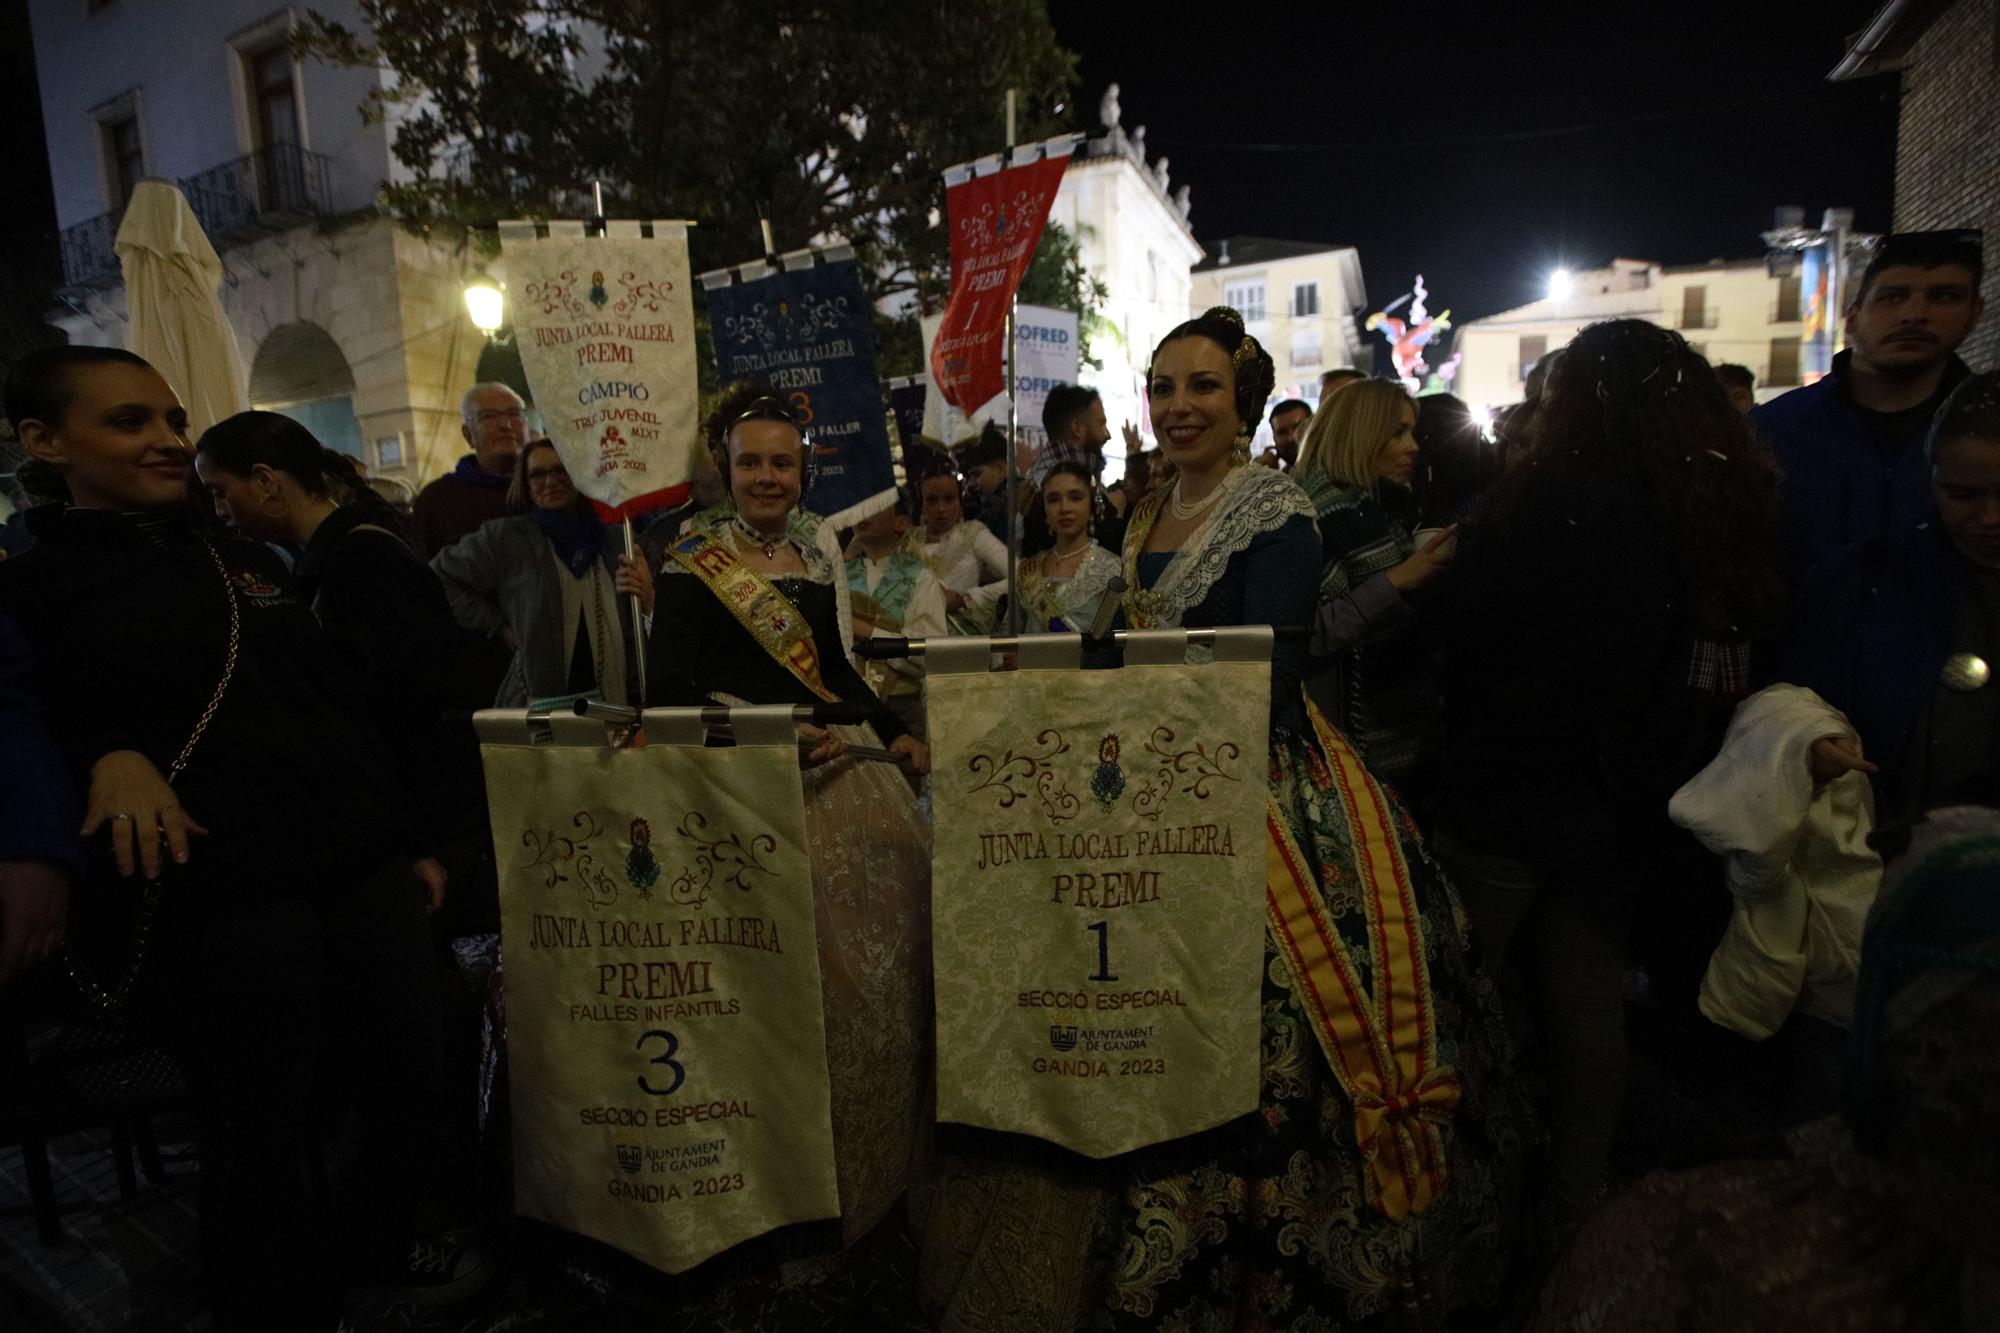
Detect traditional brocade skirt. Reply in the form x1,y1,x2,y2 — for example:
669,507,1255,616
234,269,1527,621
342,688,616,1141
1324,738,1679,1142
801,722,935,1247
920,708,1538,1333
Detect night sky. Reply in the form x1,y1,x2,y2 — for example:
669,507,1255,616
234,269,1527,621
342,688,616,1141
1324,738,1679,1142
4,4,1903,340
1048,0,1901,330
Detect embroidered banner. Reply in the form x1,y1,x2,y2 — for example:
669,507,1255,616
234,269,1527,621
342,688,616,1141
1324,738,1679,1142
699,247,897,530
475,707,837,1272
928,137,1079,417
497,220,698,518
925,630,1271,1156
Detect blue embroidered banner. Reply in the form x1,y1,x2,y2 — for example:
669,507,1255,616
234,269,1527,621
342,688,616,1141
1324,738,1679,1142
701,251,897,528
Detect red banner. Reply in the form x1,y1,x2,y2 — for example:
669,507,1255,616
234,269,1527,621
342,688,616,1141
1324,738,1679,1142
929,147,1073,414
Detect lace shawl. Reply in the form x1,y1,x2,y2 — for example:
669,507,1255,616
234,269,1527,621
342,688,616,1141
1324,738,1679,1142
1122,463,1316,629
1020,543,1121,630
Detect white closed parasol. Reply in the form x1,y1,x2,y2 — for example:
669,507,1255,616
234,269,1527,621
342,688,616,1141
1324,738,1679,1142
115,180,249,437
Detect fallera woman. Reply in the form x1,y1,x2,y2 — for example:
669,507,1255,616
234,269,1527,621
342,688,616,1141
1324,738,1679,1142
922,311,1534,1330
645,385,931,1267
1018,458,1122,634
917,467,1009,633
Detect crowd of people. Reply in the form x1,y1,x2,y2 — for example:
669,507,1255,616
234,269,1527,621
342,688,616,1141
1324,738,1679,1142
0,226,1994,1332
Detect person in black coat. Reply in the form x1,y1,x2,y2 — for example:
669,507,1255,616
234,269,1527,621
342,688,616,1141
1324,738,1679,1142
195,410,496,933
1,347,486,1330
1433,320,1786,1220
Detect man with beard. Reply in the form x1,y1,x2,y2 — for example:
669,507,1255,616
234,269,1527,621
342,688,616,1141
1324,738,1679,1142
1754,230,1985,577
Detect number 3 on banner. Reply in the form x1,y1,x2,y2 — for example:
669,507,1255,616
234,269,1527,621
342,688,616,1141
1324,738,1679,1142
636,1029,686,1096
787,391,815,426
1087,920,1118,982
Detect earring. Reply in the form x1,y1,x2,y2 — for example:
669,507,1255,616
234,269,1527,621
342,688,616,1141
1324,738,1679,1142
1232,427,1251,466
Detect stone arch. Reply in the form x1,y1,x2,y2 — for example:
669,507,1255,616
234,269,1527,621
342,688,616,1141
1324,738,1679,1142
248,320,363,458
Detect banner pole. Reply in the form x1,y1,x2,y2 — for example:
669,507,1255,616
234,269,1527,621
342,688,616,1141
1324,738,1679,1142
583,182,641,701
1003,89,1023,634
622,516,647,705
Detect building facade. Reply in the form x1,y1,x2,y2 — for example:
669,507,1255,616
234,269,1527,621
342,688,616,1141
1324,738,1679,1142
1657,258,1809,400
1455,256,1810,412
1453,260,1663,413
1047,129,1205,463
1834,0,2000,371
27,0,486,489
1190,237,1370,412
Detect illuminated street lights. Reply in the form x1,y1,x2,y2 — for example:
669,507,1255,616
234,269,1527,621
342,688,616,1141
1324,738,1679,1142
1547,268,1574,301
463,279,506,337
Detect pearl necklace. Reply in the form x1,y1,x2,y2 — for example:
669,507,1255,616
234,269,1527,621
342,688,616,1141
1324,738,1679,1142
1046,539,1090,569
1168,477,1227,522
731,516,785,560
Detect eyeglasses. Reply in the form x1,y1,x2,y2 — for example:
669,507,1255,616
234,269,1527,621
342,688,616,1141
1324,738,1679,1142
526,467,569,485
476,408,528,425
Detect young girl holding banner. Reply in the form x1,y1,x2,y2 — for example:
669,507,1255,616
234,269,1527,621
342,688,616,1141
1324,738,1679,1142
646,385,931,1256
1080,310,1530,1327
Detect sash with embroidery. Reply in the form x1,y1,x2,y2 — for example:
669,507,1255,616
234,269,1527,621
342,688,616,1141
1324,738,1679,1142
670,532,838,702
1265,695,1459,1220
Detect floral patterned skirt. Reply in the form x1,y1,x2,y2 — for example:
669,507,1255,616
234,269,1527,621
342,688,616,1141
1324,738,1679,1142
1090,724,1538,1333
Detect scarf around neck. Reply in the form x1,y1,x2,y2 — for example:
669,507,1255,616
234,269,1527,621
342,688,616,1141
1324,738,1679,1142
531,503,605,578
452,454,513,490
1298,466,1412,600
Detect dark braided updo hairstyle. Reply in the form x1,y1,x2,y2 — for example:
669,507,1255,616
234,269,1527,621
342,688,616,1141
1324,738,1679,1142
1149,306,1277,434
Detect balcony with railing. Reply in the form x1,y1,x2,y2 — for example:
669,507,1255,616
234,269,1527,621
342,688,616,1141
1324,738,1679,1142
56,142,336,289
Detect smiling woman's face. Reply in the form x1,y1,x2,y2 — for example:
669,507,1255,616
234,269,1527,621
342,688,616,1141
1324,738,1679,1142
21,362,192,511
1148,337,1238,475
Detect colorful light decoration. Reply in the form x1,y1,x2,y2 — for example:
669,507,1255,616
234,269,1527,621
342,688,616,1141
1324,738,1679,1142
1366,275,1453,394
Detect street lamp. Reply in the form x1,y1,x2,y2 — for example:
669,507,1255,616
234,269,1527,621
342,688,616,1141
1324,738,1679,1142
464,280,505,336
1547,268,1574,301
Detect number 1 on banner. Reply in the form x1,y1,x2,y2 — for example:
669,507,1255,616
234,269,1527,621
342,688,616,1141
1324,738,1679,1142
1086,920,1118,982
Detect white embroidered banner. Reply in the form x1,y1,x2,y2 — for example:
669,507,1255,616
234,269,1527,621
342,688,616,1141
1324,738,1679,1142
476,707,837,1271
925,630,1271,1157
497,219,698,516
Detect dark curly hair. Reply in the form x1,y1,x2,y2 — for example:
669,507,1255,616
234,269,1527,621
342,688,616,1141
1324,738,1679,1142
1149,306,1277,432
1487,318,1784,636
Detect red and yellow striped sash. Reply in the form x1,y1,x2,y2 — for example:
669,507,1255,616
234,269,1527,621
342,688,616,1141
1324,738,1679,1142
1263,698,1459,1219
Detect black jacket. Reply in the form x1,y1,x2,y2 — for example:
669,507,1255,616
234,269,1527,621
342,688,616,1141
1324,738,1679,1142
295,503,486,837
0,507,424,908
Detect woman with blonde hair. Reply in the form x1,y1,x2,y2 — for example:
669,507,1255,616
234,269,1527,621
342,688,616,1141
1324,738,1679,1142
1294,377,1455,789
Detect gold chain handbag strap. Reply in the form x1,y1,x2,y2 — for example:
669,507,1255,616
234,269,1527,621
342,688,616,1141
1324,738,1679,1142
65,539,243,1013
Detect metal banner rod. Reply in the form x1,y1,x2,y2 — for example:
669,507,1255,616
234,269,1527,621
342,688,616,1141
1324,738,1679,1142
621,517,647,705
570,699,873,726
854,626,1311,660
1002,87,1023,635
